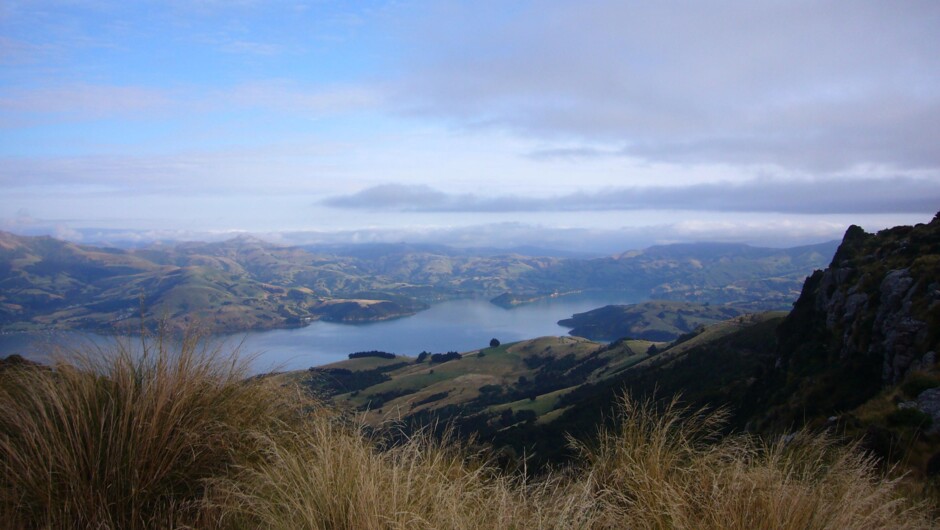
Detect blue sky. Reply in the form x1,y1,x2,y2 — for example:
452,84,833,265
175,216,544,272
1,0,938,252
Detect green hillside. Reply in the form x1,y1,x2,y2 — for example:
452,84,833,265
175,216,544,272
301,312,776,459
558,299,745,341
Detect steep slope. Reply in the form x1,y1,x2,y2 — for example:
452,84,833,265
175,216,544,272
509,215,940,470
754,213,940,432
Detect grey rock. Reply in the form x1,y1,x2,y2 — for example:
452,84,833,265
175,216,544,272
842,292,868,324
871,269,928,383
921,351,937,370
916,388,940,434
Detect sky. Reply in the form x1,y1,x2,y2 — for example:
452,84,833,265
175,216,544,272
1,0,938,253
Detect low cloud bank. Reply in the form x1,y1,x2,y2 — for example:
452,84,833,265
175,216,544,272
324,178,940,214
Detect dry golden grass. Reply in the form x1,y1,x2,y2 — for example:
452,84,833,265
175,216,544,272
211,421,532,529
570,396,934,530
0,333,296,529
0,337,934,529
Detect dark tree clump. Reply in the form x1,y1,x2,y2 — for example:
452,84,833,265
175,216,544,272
430,351,462,363
348,350,396,360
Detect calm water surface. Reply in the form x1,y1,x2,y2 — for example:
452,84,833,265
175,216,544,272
0,292,642,373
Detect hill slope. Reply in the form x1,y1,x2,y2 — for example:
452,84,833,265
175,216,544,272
299,214,940,479
559,300,745,341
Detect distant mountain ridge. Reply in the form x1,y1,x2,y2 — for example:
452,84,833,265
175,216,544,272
0,230,836,333
499,239,838,310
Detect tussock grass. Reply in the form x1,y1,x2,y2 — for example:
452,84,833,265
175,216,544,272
0,334,295,529
571,396,933,529
0,338,933,529
212,421,535,529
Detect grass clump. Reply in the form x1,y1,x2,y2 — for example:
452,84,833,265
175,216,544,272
571,395,933,529
212,422,537,529
0,333,294,529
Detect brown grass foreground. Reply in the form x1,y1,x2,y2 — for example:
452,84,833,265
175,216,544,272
0,337,934,529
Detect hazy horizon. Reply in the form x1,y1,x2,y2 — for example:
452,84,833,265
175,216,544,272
2,1,937,252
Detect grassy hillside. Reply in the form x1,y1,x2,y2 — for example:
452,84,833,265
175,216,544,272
297,215,940,490
558,299,745,341
301,312,783,465
306,305,940,491
310,336,613,424
0,338,932,528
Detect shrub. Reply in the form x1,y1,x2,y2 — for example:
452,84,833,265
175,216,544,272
901,372,940,398
887,407,933,430
430,351,461,363
348,350,396,360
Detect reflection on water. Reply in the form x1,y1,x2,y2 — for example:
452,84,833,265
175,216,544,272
0,292,643,373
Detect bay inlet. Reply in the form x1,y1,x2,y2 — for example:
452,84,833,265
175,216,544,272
0,292,643,373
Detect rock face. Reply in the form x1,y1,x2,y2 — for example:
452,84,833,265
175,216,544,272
760,213,940,429
916,388,940,435
801,219,937,381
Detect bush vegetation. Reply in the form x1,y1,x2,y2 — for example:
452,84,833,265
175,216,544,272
348,351,396,360
0,338,934,529
430,351,461,363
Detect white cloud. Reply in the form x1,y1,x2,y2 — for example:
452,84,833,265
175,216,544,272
324,178,940,215
0,142,355,195
392,0,940,173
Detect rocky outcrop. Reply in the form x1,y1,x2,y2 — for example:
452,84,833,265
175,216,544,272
788,216,940,383
876,269,934,383
760,213,940,430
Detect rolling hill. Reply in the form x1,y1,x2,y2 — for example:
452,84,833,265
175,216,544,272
558,300,745,341
0,230,836,334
